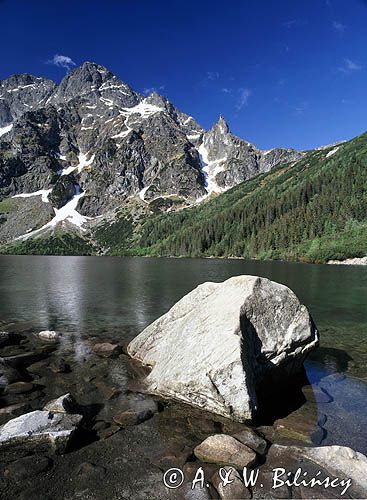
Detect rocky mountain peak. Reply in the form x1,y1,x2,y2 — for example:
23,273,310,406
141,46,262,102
0,62,303,246
144,92,170,111
216,114,230,134
50,61,114,103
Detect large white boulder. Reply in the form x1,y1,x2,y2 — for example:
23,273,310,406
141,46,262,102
128,275,318,422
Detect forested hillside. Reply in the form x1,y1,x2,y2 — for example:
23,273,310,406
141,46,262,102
3,132,367,263
118,133,367,263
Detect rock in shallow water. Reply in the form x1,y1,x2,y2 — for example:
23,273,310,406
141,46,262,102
194,434,257,469
128,275,318,422
43,393,81,414
36,330,59,341
92,342,122,358
0,409,82,461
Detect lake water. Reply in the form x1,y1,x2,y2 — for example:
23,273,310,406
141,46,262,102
0,255,366,452
0,255,366,376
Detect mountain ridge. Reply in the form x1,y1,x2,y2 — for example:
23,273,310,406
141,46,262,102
0,61,303,247
2,61,362,264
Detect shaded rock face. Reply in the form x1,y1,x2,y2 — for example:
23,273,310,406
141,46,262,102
0,74,56,127
128,275,319,423
48,175,77,209
0,61,303,244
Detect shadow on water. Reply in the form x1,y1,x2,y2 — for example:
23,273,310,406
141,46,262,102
309,346,354,376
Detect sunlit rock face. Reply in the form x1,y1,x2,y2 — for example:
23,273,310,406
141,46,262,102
128,275,319,423
0,62,302,244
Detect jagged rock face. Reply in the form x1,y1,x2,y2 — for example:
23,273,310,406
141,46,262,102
49,61,140,108
0,61,303,243
48,174,77,209
198,115,301,193
0,74,56,127
0,108,60,196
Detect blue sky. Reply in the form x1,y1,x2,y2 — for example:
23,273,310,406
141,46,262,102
1,0,367,150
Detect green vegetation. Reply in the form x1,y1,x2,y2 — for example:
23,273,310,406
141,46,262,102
94,217,133,255
109,133,367,263
1,233,95,256
0,198,15,214
2,132,367,263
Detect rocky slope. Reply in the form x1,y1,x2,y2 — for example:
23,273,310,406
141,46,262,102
0,61,301,247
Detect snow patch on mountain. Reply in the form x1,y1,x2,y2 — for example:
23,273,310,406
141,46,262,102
139,186,150,201
120,99,163,118
198,142,227,196
13,189,51,203
326,146,340,158
0,124,13,137
16,186,89,240
59,152,95,176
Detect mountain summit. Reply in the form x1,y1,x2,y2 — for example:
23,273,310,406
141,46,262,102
0,62,301,246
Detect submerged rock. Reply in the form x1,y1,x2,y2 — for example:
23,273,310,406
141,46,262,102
3,381,34,397
0,409,82,461
194,434,257,469
0,402,32,425
4,455,52,481
128,276,318,422
43,393,81,414
113,394,159,427
0,360,24,393
0,331,21,348
92,342,122,358
36,330,59,341
50,358,71,374
1,348,54,368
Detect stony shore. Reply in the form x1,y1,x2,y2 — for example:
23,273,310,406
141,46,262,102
327,256,367,266
0,323,366,499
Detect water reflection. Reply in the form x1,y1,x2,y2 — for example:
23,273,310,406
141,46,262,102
0,255,366,452
305,361,367,453
0,255,366,376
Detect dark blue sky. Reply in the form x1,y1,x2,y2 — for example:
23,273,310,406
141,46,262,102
1,0,367,149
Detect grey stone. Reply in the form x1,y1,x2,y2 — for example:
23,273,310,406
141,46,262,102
211,468,251,499
194,434,257,469
43,393,80,414
128,276,318,422
232,428,267,455
0,409,82,460
266,444,367,499
4,455,51,480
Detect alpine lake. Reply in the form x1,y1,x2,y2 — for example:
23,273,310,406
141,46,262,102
0,255,366,499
